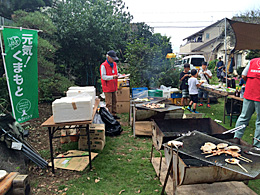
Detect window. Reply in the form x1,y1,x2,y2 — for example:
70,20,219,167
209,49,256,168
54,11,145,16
191,58,204,66
206,33,210,40
236,54,242,68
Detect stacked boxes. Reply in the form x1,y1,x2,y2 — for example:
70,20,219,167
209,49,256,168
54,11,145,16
78,124,105,151
116,87,130,114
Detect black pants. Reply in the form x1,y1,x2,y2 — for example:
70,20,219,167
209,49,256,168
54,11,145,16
222,79,236,88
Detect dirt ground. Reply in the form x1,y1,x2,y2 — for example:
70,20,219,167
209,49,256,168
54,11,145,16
26,103,83,194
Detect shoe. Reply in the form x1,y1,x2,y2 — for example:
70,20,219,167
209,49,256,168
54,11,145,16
207,104,211,108
182,106,186,110
192,110,199,113
198,103,203,107
113,115,120,119
187,107,192,112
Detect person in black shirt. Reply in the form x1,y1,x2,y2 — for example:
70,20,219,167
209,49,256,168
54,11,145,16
179,63,191,109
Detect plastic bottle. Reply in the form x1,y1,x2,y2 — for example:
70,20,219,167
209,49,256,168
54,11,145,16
235,87,239,97
240,84,245,98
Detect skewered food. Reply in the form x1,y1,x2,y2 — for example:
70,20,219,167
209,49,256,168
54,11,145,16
226,145,241,153
167,140,183,147
225,158,248,172
217,143,228,149
200,142,216,153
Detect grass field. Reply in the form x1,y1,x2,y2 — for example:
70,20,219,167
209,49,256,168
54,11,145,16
53,97,260,195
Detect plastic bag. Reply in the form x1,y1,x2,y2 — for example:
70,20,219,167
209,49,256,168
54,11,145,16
99,107,122,136
92,112,105,124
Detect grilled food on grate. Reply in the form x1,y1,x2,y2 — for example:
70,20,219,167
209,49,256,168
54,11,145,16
200,142,216,153
217,143,228,149
142,103,165,109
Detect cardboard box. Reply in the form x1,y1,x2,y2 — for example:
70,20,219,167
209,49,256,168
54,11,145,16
80,124,105,141
78,139,105,151
116,87,130,102
116,101,130,114
48,150,98,171
169,98,182,106
118,79,130,89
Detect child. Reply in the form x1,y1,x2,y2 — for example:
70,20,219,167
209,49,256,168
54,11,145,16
187,69,203,113
198,61,212,108
179,63,191,109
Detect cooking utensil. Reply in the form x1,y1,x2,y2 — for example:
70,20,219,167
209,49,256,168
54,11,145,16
244,150,260,157
222,124,246,134
225,158,248,172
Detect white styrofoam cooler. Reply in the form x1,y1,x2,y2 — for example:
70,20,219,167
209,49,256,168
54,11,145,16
162,90,171,98
66,86,96,106
52,96,93,123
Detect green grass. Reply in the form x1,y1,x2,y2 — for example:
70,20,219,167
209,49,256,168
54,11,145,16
64,121,161,194
52,98,260,195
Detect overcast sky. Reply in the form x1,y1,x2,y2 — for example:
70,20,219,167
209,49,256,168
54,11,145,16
123,0,260,53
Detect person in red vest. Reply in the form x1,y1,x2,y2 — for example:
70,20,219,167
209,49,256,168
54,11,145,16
234,58,260,148
100,50,120,119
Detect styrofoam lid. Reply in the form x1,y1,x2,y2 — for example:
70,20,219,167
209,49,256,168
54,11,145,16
68,86,95,90
53,96,92,104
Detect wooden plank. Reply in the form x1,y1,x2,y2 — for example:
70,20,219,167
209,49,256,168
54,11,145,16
135,121,153,136
151,157,257,195
0,172,19,195
228,95,244,102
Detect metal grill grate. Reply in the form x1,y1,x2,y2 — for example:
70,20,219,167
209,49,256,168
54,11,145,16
164,130,260,178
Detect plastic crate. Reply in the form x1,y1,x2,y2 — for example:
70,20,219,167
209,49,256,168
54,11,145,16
132,87,148,98
171,92,182,98
148,89,163,97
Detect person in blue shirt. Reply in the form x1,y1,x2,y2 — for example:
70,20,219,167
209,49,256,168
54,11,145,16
215,57,224,81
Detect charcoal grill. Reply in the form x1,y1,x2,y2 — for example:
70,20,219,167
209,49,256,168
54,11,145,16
152,118,233,150
160,131,260,194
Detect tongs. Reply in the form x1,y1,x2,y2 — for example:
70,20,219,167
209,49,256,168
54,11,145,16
222,124,246,134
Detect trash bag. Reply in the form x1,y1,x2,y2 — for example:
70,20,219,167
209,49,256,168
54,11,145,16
99,107,122,136
92,112,105,124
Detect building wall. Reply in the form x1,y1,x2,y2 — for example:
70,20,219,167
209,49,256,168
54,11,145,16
179,42,203,54
202,26,223,43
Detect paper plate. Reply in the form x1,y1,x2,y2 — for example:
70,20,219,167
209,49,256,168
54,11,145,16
0,170,8,181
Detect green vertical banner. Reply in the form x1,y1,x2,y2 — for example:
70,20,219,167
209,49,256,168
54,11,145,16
2,27,39,123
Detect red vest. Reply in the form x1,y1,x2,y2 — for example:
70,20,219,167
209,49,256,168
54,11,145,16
243,58,260,102
100,60,118,93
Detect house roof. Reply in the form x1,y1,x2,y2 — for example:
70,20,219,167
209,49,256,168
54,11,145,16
183,18,225,41
192,37,219,52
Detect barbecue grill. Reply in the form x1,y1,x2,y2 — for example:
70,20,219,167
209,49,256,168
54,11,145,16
152,118,233,150
162,131,260,188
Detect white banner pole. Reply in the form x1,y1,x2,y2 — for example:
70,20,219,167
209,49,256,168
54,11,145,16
0,27,16,117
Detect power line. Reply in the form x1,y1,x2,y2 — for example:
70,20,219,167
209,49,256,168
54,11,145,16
152,26,208,28
132,11,237,14
146,21,213,23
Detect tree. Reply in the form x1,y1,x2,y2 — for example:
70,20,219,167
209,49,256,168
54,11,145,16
0,0,53,19
50,0,132,86
125,32,174,88
12,10,74,101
